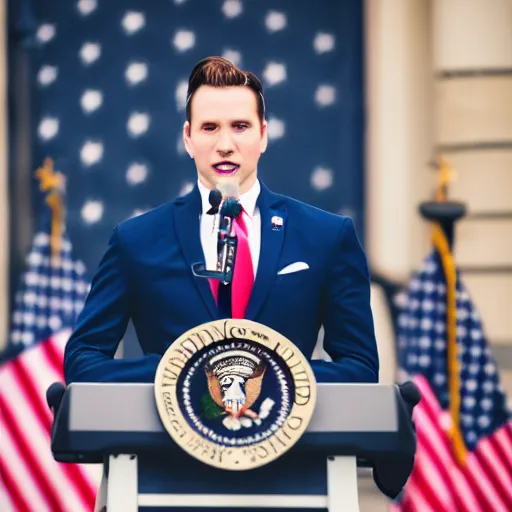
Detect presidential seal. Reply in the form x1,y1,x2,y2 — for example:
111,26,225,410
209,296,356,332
154,319,316,470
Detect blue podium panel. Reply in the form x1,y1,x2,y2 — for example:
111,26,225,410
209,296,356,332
137,451,327,495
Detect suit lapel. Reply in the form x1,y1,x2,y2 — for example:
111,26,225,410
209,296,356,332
245,183,287,321
173,186,219,320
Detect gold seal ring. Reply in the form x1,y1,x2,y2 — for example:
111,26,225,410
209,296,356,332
154,319,317,470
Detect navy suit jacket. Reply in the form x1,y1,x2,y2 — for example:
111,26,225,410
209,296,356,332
64,182,379,384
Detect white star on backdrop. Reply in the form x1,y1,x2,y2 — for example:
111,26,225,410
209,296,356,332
81,200,104,224
179,182,195,196
125,62,148,86
80,42,101,65
266,117,285,140
80,141,104,166
172,30,196,52
122,11,146,35
262,62,287,86
38,118,59,140
222,0,243,19
310,167,333,191
36,24,56,44
127,112,151,137
77,0,97,16
315,85,336,107
222,49,242,66
265,11,287,33
126,163,149,186
313,32,335,53
80,90,103,113
38,66,58,86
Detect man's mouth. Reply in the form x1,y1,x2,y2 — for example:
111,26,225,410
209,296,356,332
212,161,240,175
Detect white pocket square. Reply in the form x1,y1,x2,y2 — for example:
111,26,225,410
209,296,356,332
277,262,310,275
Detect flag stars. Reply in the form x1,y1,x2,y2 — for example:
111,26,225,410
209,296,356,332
125,62,148,85
222,49,242,66
80,42,101,65
263,62,287,87
266,117,285,140
38,117,59,140
313,32,335,54
122,11,146,35
81,200,104,224
36,24,56,44
77,0,97,16
127,112,151,137
222,0,242,19
38,66,58,86
265,11,287,33
315,85,336,107
179,182,194,196
310,167,333,191
126,163,148,185
80,141,104,166
80,90,103,113
172,30,195,52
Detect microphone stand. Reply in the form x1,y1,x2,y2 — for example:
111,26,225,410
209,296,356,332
192,195,241,285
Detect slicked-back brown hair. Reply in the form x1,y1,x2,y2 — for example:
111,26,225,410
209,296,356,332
185,56,266,124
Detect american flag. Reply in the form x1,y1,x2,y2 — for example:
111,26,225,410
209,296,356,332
391,247,512,512
0,199,101,511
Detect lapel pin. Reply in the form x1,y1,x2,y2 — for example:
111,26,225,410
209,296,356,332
271,216,283,231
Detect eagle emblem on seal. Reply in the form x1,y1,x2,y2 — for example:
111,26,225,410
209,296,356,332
202,349,275,431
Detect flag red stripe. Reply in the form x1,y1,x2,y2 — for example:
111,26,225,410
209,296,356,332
407,451,453,512
2,339,97,511
0,396,63,511
415,380,491,511
473,443,512,507
488,429,512,476
40,339,97,508
42,335,65,377
0,457,32,512
415,419,473,511
11,356,52,433
402,376,512,512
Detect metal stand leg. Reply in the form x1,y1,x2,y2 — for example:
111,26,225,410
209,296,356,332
327,456,360,512
106,454,138,512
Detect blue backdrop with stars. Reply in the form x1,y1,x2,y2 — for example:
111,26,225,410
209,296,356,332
24,0,365,276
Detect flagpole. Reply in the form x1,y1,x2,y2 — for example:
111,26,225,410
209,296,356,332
419,156,468,464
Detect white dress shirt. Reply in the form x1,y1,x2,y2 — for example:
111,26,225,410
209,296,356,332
198,179,261,277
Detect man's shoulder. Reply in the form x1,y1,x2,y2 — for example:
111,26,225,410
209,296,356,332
114,194,185,243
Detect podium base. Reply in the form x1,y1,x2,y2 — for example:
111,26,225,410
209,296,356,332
96,454,361,512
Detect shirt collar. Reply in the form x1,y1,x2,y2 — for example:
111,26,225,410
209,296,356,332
198,179,260,218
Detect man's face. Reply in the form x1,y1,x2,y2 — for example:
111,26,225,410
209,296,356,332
183,85,268,194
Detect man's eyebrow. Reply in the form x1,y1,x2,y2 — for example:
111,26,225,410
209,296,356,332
199,119,253,126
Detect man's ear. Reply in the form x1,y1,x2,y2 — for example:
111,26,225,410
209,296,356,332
183,121,194,159
260,119,268,154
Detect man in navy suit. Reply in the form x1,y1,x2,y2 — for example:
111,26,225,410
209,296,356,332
64,56,379,385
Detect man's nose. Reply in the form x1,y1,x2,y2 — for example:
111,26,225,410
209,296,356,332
216,133,234,156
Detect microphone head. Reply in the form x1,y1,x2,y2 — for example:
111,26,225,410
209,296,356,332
208,189,222,209
221,197,242,218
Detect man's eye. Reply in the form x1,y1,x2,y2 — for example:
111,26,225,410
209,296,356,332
203,125,216,132
234,124,248,131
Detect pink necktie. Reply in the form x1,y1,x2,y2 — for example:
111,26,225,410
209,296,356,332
209,210,254,318
231,211,254,319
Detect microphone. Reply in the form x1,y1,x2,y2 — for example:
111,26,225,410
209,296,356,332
191,178,241,284
207,189,222,214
